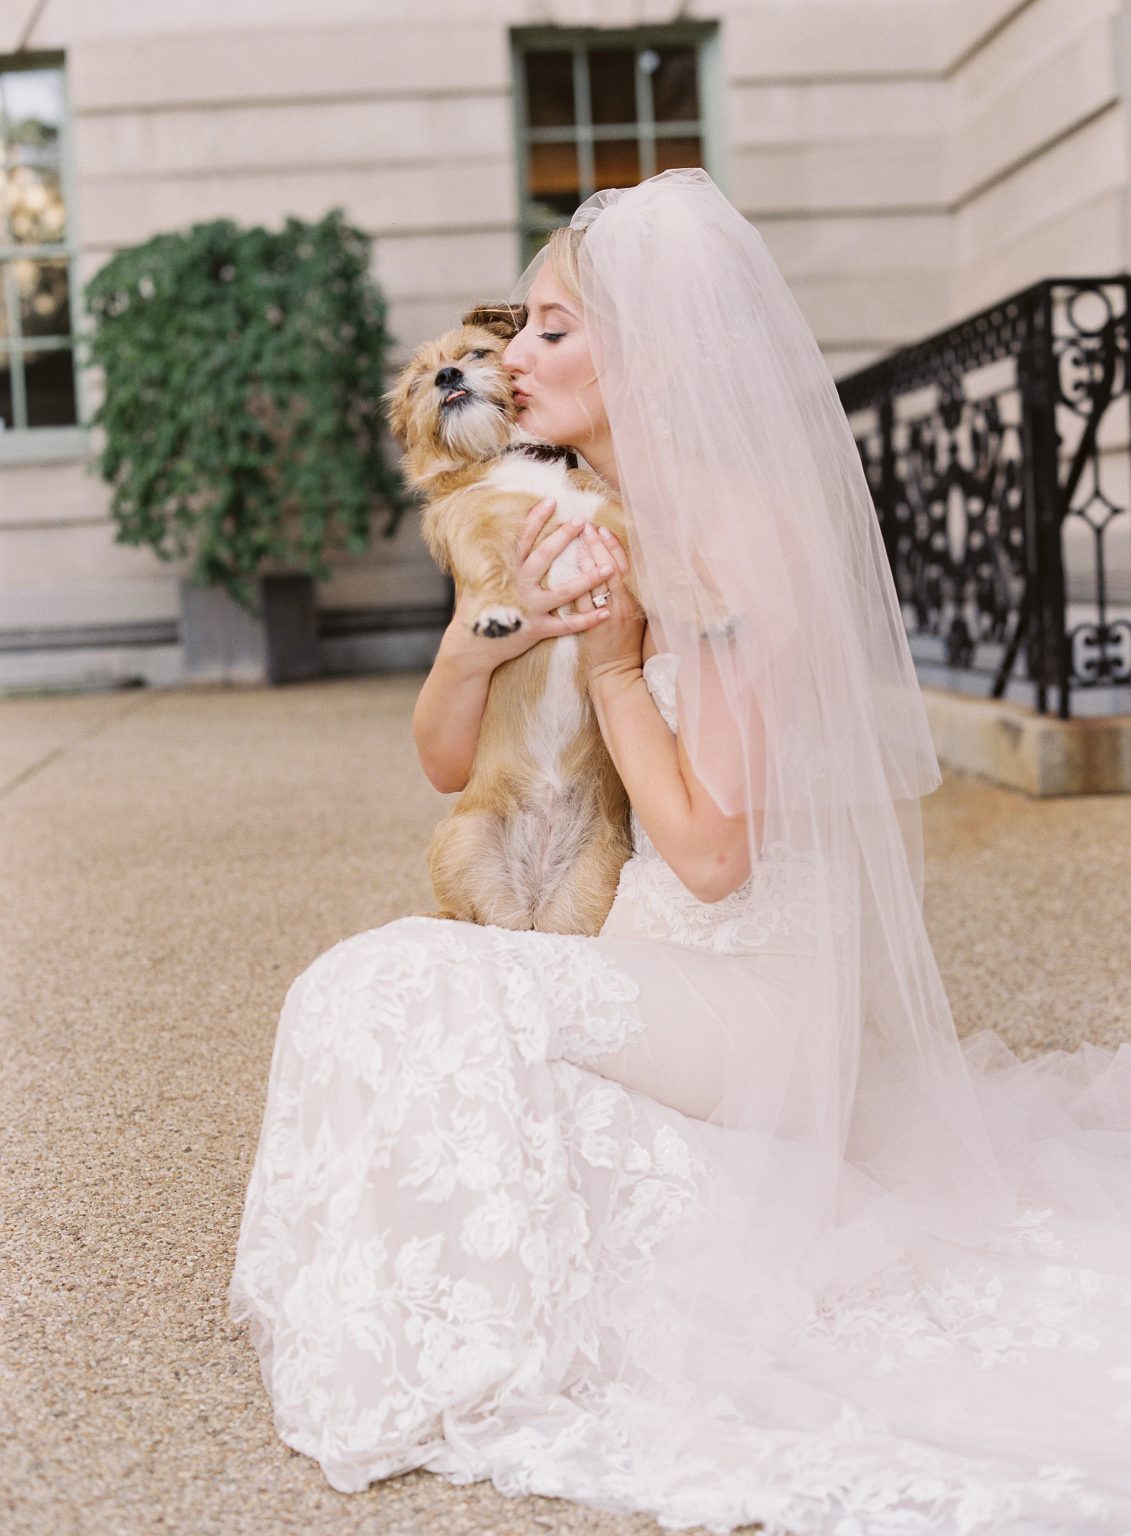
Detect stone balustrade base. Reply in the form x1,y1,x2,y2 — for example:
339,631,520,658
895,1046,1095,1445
923,688,1131,796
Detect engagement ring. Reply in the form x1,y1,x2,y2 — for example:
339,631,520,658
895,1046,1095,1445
592,591,610,608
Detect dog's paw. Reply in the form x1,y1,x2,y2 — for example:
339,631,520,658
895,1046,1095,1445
472,606,523,638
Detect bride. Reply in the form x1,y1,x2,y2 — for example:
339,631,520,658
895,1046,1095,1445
229,170,1131,1535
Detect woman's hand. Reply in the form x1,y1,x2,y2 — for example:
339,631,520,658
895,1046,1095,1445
574,523,645,682
415,498,615,793
447,497,617,672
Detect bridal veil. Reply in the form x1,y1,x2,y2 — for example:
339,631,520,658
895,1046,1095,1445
507,169,1131,1526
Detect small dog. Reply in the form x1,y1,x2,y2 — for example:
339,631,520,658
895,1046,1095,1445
384,302,636,936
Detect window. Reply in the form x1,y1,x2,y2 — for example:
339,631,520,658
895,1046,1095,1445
512,24,721,267
0,55,84,459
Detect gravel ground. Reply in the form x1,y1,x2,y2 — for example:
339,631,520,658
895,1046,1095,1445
3,674,1129,1536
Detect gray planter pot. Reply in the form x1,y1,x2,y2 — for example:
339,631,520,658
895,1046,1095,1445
179,571,322,685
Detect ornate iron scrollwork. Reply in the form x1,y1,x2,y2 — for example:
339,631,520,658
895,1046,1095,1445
838,277,1131,718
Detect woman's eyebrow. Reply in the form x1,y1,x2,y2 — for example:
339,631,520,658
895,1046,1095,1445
536,302,576,320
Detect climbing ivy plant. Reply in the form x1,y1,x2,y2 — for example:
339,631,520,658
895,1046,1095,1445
83,209,412,616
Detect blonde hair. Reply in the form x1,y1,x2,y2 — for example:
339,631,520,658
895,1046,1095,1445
544,223,586,306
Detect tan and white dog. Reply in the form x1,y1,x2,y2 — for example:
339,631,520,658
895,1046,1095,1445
384,303,637,936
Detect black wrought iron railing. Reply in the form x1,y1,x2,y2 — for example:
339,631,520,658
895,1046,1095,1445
836,276,1131,718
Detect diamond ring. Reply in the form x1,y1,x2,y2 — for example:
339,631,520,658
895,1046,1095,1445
591,590,611,608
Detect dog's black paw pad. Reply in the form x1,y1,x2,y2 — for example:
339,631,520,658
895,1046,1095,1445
472,607,523,638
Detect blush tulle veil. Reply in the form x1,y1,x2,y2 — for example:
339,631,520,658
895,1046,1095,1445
506,169,1131,1529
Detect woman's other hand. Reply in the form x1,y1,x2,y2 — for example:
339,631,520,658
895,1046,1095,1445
414,497,614,793
575,523,644,682
448,496,616,670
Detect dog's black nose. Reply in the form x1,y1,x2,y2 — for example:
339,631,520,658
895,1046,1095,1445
435,366,463,389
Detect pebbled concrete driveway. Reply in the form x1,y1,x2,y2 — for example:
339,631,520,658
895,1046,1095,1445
3,675,1128,1536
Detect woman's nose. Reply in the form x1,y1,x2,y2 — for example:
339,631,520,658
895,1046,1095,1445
502,337,527,375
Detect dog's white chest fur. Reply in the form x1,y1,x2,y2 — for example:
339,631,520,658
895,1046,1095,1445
483,457,597,792
506,633,590,918
483,456,606,527
526,633,581,794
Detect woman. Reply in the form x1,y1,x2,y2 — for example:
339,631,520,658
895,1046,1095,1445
230,171,1131,1535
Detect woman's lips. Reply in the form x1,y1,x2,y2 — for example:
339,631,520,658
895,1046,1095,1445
513,389,531,406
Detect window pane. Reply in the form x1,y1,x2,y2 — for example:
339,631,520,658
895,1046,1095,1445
528,140,580,220
651,47,699,123
1,68,64,156
589,48,636,127
14,257,71,338
593,138,640,189
24,345,77,426
655,136,703,174
7,163,66,244
525,51,575,129
0,350,14,429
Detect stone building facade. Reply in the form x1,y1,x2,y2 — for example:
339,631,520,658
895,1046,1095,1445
1,0,1128,690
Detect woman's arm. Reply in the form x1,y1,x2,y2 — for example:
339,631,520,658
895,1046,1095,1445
413,497,617,794
588,663,754,902
577,525,757,903
412,622,496,794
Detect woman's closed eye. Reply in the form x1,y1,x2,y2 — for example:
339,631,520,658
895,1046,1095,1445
539,331,565,343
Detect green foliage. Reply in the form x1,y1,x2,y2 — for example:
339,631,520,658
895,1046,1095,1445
83,209,413,616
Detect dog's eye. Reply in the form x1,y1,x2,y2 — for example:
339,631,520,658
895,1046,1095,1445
467,349,489,360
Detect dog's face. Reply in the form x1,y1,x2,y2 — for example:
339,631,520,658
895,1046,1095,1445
385,313,525,480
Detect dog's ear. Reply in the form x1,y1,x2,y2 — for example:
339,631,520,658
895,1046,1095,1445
381,375,410,446
461,302,527,341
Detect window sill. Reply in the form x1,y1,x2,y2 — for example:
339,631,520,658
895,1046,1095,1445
0,427,93,466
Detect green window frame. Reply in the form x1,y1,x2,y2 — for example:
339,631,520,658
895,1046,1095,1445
510,23,724,269
0,51,88,464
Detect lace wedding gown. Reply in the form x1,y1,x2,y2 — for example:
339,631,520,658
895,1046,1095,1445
230,652,1131,1536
